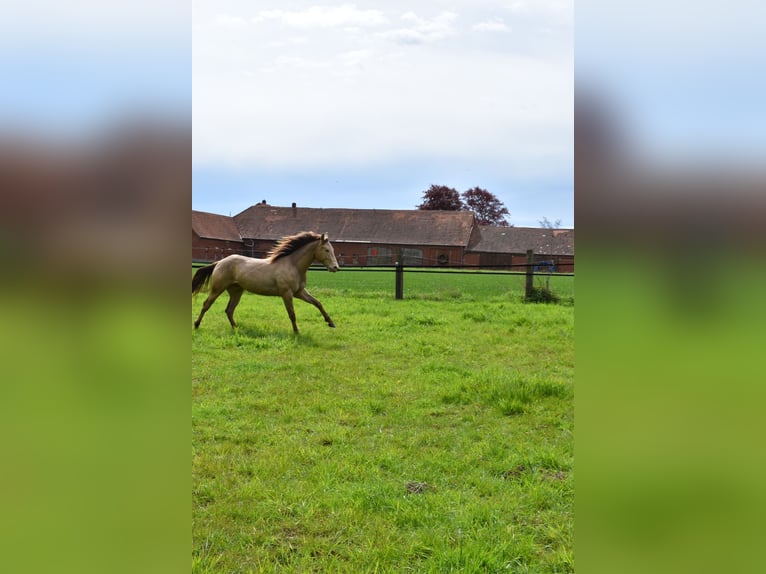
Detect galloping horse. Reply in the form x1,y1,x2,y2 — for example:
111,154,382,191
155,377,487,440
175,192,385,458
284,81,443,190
192,231,339,333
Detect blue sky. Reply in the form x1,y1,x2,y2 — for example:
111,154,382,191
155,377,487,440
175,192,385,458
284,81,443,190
576,0,766,163
192,159,573,225
0,1,190,134
192,1,574,228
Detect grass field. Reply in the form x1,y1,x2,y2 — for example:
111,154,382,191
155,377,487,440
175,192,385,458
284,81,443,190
305,267,574,303
192,268,574,572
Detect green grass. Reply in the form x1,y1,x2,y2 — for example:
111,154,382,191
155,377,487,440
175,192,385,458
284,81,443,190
192,269,573,572
305,267,574,303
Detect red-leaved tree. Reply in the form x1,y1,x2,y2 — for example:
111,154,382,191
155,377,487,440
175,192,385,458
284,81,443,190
417,184,511,226
461,187,511,226
416,185,463,211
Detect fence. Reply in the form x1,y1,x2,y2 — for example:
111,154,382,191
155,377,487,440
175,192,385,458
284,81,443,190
363,250,572,302
193,251,573,302
193,245,573,272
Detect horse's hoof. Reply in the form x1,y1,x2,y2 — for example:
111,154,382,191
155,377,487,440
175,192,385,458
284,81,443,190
328,322,336,328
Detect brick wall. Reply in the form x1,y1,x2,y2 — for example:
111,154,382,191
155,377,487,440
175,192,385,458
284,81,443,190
192,232,245,262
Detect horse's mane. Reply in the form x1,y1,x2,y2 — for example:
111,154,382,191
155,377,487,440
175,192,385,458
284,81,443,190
267,231,322,261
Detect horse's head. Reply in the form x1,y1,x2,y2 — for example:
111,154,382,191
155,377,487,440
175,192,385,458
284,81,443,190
315,232,339,272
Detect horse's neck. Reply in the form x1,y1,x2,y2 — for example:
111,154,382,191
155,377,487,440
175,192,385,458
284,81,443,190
287,241,317,271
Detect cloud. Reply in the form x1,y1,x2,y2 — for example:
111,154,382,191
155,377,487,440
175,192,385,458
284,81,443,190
214,14,247,28
267,36,309,48
259,50,372,76
472,18,510,32
195,46,572,173
271,56,330,70
252,4,387,29
378,11,458,45
194,1,572,179
509,0,573,27
337,50,372,67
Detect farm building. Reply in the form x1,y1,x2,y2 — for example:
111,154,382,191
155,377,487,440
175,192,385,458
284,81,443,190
466,226,575,272
192,203,574,270
192,210,244,263
233,203,476,266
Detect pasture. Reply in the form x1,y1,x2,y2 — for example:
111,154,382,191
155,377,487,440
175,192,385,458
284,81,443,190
192,269,574,572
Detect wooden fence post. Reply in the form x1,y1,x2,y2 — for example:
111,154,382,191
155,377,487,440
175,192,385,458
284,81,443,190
525,249,534,301
395,261,404,300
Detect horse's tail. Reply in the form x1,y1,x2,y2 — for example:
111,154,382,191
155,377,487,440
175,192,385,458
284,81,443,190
192,263,216,296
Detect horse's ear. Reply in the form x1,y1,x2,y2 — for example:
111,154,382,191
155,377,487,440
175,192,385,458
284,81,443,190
321,232,328,243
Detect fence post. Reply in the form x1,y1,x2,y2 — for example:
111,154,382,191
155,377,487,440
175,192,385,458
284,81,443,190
395,261,404,300
525,249,534,301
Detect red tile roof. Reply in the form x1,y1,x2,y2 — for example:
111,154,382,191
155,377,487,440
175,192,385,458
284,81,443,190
468,226,574,256
192,210,242,242
233,204,476,247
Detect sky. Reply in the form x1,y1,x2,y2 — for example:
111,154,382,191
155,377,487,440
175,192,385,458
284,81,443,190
0,1,190,134
192,1,574,228
576,0,766,165
4,1,763,230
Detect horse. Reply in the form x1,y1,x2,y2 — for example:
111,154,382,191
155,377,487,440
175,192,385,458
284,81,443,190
192,231,339,334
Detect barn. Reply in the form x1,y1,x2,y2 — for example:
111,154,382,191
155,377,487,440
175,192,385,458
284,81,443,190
466,226,575,272
191,203,574,270
192,210,244,263
232,203,476,266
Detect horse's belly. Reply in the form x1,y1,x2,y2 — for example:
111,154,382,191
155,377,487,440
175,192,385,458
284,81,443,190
239,273,286,296
244,277,280,295
258,283,282,296
235,261,299,296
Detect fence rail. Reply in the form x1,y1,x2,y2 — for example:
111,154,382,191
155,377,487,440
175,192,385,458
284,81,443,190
193,249,573,302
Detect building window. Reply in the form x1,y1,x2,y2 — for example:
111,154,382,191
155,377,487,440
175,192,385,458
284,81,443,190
401,248,423,266
368,246,392,265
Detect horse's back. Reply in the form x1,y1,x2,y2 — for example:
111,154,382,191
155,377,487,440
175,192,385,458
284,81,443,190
213,254,260,282
214,254,281,295
217,254,248,267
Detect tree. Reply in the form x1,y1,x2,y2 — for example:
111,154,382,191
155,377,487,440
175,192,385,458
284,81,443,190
417,185,512,226
461,187,511,226
417,185,463,211
539,217,562,229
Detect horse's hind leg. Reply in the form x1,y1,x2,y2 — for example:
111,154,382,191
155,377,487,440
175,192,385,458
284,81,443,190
225,284,244,328
194,286,224,329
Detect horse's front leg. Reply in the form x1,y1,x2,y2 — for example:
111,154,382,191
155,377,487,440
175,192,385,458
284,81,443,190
281,292,300,334
296,288,335,328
